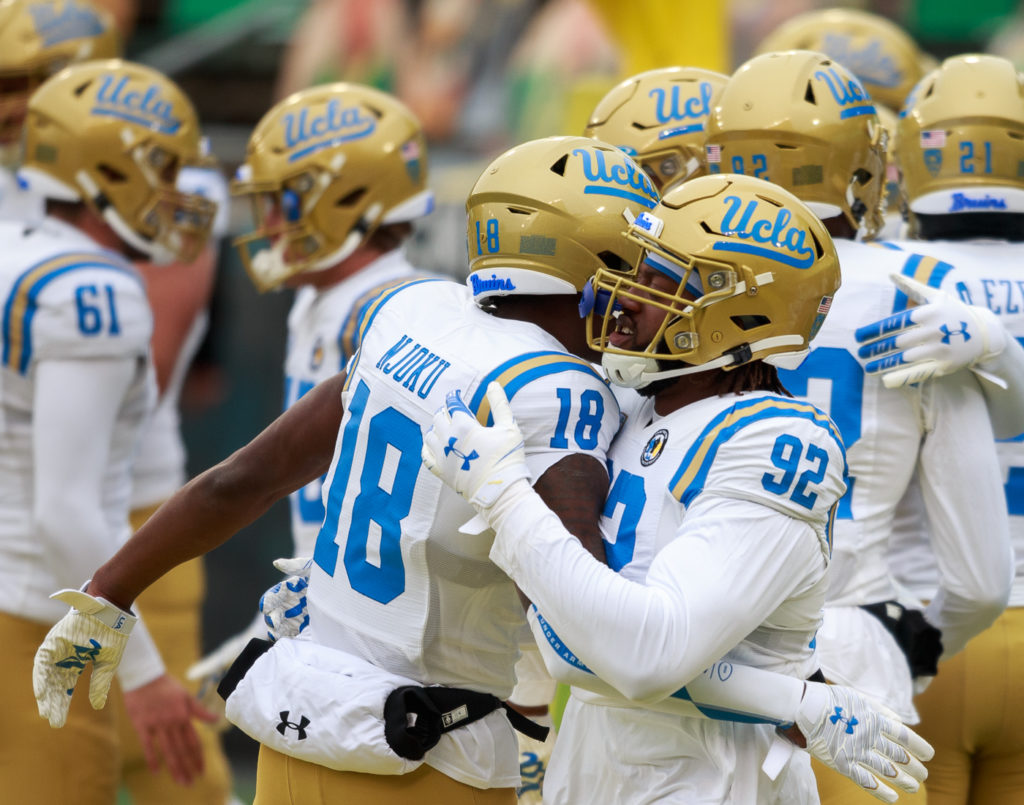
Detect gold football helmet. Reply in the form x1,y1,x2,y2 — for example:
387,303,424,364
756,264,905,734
465,135,657,304
588,173,839,389
898,54,1024,230
755,8,928,112
584,67,728,193
705,50,888,239
0,0,120,166
232,83,433,291
19,59,215,262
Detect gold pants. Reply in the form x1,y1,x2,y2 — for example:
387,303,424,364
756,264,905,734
254,745,516,804
111,501,233,804
0,611,119,804
915,607,1024,805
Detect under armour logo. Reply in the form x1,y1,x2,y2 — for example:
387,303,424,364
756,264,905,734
829,706,859,735
443,437,478,470
939,322,971,344
55,639,101,672
276,710,310,740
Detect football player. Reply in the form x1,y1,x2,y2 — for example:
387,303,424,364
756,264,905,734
3,59,218,803
422,172,915,803
0,4,237,800
703,50,1013,805
34,137,930,804
584,65,728,195
855,54,1024,804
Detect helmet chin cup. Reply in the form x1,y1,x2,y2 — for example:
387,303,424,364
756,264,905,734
602,352,660,389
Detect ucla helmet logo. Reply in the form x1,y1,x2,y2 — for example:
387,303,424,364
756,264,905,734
571,146,658,209
717,195,816,269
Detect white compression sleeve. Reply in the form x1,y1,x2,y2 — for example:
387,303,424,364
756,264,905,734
489,488,825,702
975,334,1024,439
34,358,165,689
527,606,805,726
918,372,1013,658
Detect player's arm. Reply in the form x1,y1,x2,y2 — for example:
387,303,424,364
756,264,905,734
918,371,1013,661
88,370,347,611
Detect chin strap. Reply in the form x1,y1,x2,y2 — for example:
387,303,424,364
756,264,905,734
602,335,806,389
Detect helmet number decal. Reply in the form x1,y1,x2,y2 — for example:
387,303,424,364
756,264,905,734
474,219,500,254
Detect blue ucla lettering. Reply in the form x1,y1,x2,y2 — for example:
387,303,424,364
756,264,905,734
649,82,714,124
28,1,105,47
718,195,815,268
813,67,870,106
93,74,181,134
571,147,658,208
282,100,376,154
821,34,902,88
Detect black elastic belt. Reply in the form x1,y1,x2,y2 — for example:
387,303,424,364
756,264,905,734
384,684,550,760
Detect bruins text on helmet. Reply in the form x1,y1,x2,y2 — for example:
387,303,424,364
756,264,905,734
897,54,1024,234
465,135,657,305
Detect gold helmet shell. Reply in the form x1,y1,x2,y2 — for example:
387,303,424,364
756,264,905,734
19,59,215,262
705,50,888,239
589,173,839,388
232,83,433,291
755,7,928,111
465,135,657,304
0,0,120,165
897,54,1024,228
584,66,728,193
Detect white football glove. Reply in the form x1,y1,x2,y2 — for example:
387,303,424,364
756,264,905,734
796,681,933,804
421,382,531,510
855,274,1007,389
259,555,312,641
33,588,137,728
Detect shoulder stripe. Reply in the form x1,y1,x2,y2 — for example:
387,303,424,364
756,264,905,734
337,276,416,370
2,251,139,374
469,351,606,425
343,278,444,390
892,254,954,313
670,396,846,505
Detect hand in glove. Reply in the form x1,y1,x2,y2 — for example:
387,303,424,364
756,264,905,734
33,588,136,727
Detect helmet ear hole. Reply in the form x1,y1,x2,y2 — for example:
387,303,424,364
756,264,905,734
335,188,366,207
597,250,632,272
97,163,127,183
804,81,816,105
731,314,771,331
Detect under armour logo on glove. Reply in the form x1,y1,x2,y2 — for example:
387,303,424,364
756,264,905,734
939,322,970,344
276,710,310,740
443,437,479,470
829,706,859,735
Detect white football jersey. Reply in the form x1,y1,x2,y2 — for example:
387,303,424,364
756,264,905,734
0,217,152,624
778,239,1005,718
885,239,1024,607
544,390,844,804
130,165,229,509
304,278,621,788
284,250,422,556
0,165,44,224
